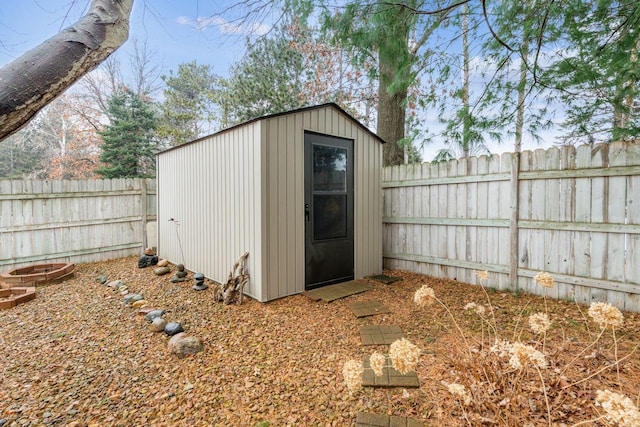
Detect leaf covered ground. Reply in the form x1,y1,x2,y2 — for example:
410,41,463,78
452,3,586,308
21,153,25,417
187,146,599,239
1,256,639,426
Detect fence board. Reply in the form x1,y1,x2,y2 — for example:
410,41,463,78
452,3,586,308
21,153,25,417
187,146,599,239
383,142,640,313
0,178,156,268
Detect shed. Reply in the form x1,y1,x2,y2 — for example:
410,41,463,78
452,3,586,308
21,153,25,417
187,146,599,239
156,103,383,302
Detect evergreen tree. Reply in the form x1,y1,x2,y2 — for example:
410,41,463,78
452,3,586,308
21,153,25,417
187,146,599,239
97,89,158,178
216,28,306,127
158,61,218,146
545,0,640,143
0,132,43,179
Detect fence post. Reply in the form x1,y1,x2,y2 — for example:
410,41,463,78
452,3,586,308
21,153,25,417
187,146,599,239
509,153,520,291
141,178,148,250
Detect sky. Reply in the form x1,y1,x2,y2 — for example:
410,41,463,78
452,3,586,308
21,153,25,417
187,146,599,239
0,0,269,77
0,0,556,160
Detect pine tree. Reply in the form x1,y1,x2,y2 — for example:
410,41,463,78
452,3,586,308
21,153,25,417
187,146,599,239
158,61,218,146
97,89,158,178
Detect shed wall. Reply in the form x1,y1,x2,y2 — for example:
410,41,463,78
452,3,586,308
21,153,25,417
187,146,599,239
157,122,264,301
262,105,383,300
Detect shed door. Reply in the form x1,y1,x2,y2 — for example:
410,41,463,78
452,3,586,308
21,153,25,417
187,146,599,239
304,132,354,290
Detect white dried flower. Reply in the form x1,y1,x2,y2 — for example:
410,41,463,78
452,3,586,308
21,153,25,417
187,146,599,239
588,302,624,329
369,352,386,377
475,270,489,281
534,271,554,288
464,302,486,315
466,302,486,316
447,382,471,406
529,312,552,334
414,285,435,307
389,338,421,375
595,389,640,426
489,339,512,358
508,342,547,370
342,360,363,394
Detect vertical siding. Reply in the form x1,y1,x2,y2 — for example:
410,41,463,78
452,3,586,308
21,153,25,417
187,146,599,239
262,105,383,300
157,122,264,301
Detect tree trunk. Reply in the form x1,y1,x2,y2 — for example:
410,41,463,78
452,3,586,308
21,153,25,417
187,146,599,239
377,3,411,167
378,67,407,166
461,3,470,158
0,0,134,141
515,37,529,153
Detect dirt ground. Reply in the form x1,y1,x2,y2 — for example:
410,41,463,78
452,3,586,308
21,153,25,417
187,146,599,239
1,256,638,426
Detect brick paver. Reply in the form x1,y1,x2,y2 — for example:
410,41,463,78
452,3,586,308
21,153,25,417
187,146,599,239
349,300,390,317
366,274,402,285
355,412,424,426
360,325,404,345
361,355,420,388
303,280,372,302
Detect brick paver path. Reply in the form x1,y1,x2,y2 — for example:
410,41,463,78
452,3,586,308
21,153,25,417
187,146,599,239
349,300,390,317
361,355,420,388
355,412,424,426
360,325,404,345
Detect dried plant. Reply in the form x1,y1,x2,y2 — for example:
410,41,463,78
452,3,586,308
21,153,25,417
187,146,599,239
369,352,386,377
389,338,421,375
342,360,363,394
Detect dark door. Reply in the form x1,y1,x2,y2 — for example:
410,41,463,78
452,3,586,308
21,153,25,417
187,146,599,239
304,131,354,290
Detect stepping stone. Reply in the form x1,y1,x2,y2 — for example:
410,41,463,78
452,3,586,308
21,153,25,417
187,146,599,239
361,355,419,388
356,412,424,427
366,274,402,285
303,280,372,302
360,325,404,345
349,300,390,318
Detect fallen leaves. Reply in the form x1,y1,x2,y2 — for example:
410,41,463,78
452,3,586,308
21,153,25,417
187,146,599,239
0,257,639,425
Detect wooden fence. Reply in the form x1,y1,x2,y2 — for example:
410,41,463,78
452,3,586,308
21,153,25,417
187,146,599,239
0,178,156,269
383,141,640,312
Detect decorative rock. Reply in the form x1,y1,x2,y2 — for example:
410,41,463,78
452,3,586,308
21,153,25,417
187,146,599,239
157,259,169,267
96,275,108,284
123,293,143,304
145,309,165,322
138,307,155,315
107,280,125,289
144,247,155,256
193,272,208,291
164,322,184,336
154,266,171,276
150,317,168,332
138,254,158,268
168,333,204,358
170,264,188,283
132,300,148,309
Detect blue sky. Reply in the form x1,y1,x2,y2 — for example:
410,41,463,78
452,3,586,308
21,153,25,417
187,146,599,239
0,0,270,77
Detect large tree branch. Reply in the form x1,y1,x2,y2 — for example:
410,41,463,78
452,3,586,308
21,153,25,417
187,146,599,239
0,0,134,141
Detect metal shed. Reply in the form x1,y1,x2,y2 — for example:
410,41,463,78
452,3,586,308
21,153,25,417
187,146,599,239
156,103,383,302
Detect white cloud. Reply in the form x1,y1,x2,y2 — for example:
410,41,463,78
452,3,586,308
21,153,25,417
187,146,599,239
176,15,270,36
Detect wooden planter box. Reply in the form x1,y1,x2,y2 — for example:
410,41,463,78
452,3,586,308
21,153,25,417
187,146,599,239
1,263,74,287
0,287,36,309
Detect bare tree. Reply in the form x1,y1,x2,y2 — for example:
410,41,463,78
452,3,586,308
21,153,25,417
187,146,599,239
0,0,134,141
129,38,164,96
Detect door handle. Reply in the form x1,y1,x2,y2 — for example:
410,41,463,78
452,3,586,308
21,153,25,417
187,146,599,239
305,203,310,222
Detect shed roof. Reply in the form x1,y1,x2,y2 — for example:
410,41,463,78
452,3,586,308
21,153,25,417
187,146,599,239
156,102,385,156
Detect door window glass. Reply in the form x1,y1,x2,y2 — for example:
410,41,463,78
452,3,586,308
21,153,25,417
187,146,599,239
313,145,347,192
313,195,347,240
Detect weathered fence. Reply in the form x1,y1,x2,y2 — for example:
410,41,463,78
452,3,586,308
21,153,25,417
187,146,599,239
383,141,640,312
0,178,156,269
